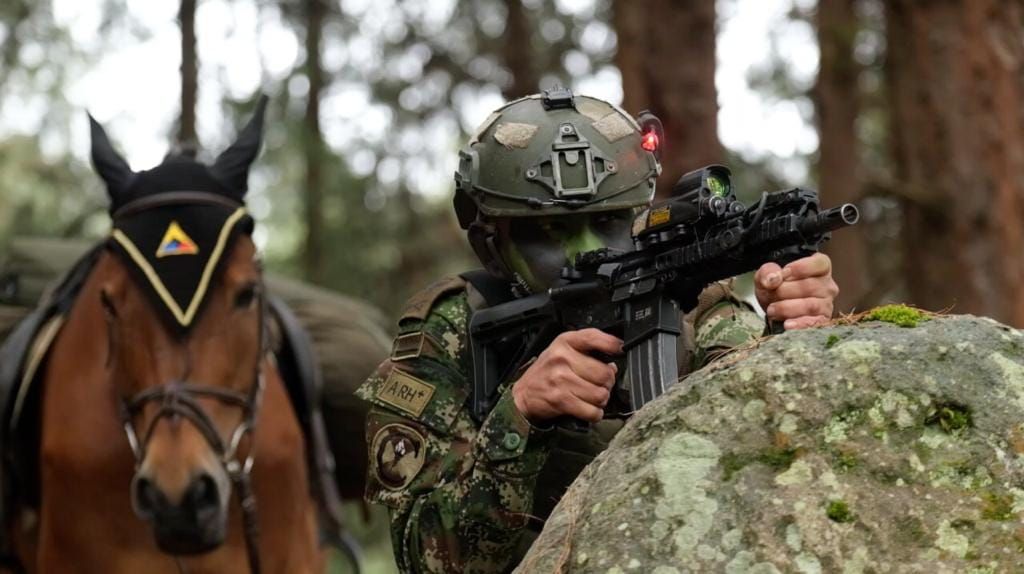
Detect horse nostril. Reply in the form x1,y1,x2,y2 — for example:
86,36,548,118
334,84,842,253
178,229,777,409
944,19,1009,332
132,476,165,518
185,473,220,515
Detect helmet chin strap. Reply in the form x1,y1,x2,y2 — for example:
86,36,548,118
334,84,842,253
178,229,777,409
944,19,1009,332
466,218,541,298
467,220,513,280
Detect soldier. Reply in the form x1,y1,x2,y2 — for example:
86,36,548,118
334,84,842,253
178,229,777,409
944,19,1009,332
357,90,839,573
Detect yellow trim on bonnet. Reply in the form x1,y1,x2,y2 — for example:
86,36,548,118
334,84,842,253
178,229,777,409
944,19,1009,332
110,207,247,327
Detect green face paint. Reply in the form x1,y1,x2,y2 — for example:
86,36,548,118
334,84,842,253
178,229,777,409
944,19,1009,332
499,209,636,292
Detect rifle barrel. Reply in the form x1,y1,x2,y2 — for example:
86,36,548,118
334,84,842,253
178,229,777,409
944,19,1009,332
801,203,860,235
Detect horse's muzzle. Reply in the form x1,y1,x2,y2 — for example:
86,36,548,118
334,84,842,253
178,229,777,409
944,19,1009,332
131,471,229,555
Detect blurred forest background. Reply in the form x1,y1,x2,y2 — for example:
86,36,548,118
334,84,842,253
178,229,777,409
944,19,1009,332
3,0,1023,324
1,0,1022,571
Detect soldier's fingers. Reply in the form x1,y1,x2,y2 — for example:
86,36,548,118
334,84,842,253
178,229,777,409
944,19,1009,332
561,328,624,356
765,297,833,321
782,253,832,281
783,315,831,330
564,372,612,407
558,396,605,423
564,350,617,389
773,277,839,301
754,262,784,291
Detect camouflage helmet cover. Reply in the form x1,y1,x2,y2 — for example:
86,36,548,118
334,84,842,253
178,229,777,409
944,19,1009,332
454,89,661,227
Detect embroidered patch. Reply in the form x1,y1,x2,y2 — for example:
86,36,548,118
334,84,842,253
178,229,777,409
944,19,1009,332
371,424,427,490
110,205,249,328
156,221,200,258
377,368,436,417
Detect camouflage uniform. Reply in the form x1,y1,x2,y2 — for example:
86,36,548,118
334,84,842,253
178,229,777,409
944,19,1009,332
356,276,764,574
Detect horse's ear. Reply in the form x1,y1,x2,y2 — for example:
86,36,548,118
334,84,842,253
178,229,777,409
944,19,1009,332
211,95,268,199
88,113,134,204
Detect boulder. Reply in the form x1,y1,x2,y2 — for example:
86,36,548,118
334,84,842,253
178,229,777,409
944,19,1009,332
518,312,1024,573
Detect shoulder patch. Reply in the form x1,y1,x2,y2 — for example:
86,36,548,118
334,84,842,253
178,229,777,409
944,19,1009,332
401,276,467,322
377,368,436,417
359,362,470,433
371,423,427,491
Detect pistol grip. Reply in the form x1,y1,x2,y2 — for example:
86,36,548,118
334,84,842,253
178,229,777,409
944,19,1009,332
554,416,592,433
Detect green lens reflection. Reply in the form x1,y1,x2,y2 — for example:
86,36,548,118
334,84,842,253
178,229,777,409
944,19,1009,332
707,175,728,198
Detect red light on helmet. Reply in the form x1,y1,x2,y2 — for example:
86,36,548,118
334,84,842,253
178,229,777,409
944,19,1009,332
641,130,659,152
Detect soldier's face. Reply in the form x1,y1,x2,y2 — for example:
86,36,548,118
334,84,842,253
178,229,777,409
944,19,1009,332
497,209,635,292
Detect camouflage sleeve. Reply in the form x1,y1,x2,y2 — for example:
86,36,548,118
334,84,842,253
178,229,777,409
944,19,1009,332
691,288,766,369
357,292,554,574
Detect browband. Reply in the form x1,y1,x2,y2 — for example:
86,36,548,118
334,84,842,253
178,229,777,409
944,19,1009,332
112,191,244,221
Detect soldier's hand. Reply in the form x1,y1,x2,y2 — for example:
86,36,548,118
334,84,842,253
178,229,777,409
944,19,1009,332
755,253,838,330
512,328,622,424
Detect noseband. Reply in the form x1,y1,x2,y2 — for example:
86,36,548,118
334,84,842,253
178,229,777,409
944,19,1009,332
113,192,267,574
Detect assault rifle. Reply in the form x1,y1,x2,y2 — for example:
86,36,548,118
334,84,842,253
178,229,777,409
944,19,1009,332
467,164,859,422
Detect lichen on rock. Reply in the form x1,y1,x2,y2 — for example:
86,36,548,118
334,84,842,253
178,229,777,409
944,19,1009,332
515,316,1024,573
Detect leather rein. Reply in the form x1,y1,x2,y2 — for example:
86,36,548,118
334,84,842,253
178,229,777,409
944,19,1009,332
112,192,266,574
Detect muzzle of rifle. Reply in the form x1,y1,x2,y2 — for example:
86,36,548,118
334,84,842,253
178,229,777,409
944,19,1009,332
800,203,860,235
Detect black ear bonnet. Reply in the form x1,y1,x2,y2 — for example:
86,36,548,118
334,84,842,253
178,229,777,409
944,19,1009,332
90,96,267,331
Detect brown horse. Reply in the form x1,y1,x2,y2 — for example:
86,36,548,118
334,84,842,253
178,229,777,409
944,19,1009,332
8,99,323,573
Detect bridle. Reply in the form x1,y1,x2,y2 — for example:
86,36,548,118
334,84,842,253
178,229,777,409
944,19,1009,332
111,191,267,574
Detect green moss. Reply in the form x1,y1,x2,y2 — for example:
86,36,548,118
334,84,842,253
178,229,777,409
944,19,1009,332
926,403,973,434
720,447,799,481
981,492,1015,521
863,304,929,328
720,452,750,481
826,500,855,523
826,334,841,349
759,447,799,470
832,450,859,472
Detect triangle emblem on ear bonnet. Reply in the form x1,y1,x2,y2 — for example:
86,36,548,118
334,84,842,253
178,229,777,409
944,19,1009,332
156,221,200,258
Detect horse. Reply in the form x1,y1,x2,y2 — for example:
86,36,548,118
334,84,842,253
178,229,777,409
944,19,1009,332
4,98,325,573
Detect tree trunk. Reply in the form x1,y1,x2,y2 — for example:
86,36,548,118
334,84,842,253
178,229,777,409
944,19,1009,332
815,0,868,314
502,0,538,100
178,0,198,148
303,0,326,284
887,0,1024,325
613,0,721,197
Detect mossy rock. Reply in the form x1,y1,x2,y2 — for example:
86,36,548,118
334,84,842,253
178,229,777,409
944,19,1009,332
516,316,1024,573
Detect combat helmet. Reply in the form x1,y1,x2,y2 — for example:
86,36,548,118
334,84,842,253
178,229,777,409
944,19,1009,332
453,87,662,278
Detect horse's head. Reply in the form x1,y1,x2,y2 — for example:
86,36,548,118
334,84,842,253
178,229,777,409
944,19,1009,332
89,98,269,555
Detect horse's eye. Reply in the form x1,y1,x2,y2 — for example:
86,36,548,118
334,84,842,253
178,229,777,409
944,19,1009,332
235,283,259,309
100,290,117,321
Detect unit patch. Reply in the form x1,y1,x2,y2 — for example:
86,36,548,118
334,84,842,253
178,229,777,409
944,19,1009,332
156,221,200,258
371,424,427,490
377,368,436,417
